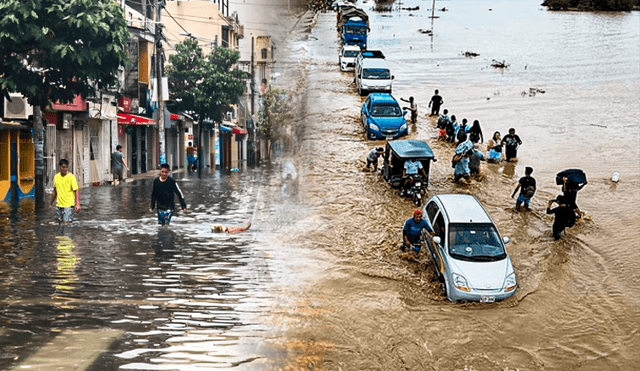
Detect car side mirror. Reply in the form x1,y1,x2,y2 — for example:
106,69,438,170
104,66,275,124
503,236,510,244
433,236,441,245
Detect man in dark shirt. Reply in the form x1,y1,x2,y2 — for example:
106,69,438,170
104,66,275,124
428,89,444,116
546,195,576,240
150,164,187,225
500,128,522,162
511,166,536,211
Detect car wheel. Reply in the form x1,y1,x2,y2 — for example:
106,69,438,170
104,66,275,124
367,130,377,140
358,86,363,96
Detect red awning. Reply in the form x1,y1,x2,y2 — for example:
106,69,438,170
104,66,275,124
170,113,180,120
232,127,248,135
117,113,156,126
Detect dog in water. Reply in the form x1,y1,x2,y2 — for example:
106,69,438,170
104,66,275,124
211,222,251,234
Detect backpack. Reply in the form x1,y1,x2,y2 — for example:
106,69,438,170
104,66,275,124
523,185,536,198
456,127,467,142
437,115,448,129
451,153,463,168
469,131,480,143
446,121,455,136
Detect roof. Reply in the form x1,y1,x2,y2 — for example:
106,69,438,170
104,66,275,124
359,50,385,59
361,58,389,69
342,44,362,51
387,139,434,159
368,92,397,104
434,194,492,224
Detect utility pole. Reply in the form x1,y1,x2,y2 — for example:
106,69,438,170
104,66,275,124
250,36,256,165
156,0,166,166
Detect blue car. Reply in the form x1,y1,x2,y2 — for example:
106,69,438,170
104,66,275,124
361,93,408,140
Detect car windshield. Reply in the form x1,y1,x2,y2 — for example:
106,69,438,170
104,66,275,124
363,68,390,79
345,27,367,35
371,103,401,117
343,50,359,57
448,223,506,262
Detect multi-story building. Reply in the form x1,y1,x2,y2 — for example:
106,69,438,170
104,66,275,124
163,0,246,170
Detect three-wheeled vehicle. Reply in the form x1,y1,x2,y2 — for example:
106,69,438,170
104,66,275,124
382,139,436,205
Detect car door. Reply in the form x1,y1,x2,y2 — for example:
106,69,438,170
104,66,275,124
423,200,445,276
361,96,370,128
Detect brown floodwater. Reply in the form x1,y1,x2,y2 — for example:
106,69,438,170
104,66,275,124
0,1,637,370
257,0,640,370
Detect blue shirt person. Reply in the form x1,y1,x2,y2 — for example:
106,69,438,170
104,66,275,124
402,210,435,252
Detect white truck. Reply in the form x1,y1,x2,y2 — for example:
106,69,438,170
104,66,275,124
355,57,394,96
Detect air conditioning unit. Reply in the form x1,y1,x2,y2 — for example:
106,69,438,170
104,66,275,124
4,94,33,120
225,112,232,121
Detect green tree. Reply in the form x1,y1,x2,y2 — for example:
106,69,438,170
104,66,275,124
166,38,247,172
258,87,294,141
0,0,130,206
0,0,130,108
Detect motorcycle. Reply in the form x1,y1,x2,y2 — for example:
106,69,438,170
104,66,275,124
399,175,425,206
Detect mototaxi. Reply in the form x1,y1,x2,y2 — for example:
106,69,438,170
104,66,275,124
382,139,436,195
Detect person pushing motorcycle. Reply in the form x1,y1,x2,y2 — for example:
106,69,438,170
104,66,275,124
402,209,435,252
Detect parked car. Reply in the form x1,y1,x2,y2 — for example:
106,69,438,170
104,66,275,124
355,58,394,96
421,194,517,303
361,93,408,140
339,44,361,72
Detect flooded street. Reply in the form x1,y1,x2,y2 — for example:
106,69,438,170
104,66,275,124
1,0,639,370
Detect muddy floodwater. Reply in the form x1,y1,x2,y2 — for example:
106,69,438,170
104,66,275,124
1,0,639,370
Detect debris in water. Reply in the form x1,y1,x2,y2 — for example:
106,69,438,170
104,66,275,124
612,172,620,182
491,59,510,68
462,51,480,57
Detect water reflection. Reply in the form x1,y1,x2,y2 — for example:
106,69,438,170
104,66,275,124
53,233,78,294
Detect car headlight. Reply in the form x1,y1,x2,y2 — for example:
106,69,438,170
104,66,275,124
503,273,517,292
453,273,470,292
369,123,380,132
400,123,407,131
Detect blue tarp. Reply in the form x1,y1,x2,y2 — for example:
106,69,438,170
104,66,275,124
219,125,232,132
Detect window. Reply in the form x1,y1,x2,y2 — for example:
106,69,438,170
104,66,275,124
261,48,268,59
426,201,439,223
433,214,445,239
448,223,506,262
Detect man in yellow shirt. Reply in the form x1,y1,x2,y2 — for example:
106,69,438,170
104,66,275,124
50,159,80,224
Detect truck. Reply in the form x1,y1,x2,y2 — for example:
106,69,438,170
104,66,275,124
355,53,394,96
341,17,368,49
353,49,385,78
338,8,369,49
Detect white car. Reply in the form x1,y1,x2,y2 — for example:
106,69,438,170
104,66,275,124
339,44,361,72
421,194,517,303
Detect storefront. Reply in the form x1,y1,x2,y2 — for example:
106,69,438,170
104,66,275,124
117,112,157,175
0,123,34,202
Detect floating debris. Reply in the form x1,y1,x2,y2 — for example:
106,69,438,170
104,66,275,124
418,28,433,34
463,51,480,58
402,6,420,11
491,59,510,68
521,87,547,97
